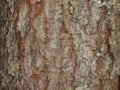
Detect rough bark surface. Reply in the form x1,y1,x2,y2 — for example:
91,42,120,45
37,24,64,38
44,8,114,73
0,0,120,90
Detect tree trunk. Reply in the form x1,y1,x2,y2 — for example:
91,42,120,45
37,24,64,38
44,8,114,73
0,0,120,90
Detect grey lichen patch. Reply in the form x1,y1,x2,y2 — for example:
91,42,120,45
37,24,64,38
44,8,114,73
17,4,29,37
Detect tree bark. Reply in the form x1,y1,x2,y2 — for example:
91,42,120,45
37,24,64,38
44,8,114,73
0,0,120,90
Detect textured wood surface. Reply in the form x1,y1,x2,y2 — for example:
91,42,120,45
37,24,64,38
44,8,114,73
0,0,120,90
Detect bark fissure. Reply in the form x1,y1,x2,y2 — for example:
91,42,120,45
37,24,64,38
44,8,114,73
104,23,115,61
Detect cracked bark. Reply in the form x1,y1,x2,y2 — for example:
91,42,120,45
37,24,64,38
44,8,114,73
0,0,120,90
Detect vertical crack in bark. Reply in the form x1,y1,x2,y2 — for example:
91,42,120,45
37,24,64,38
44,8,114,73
57,3,65,90
118,76,120,90
95,4,116,89
16,31,25,81
44,14,50,47
97,79,103,90
16,0,45,89
68,1,73,15
86,0,91,26
43,1,50,89
69,33,77,90
58,1,78,89
111,76,120,90
42,55,50,90
95,18,102,75
104,23,115,61
16,1,26,83
44,72,49,90
29,1,45,89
